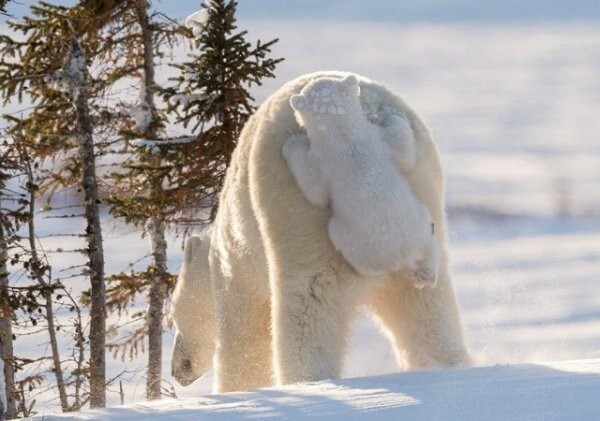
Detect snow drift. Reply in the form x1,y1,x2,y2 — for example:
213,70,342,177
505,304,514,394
32,359,600,420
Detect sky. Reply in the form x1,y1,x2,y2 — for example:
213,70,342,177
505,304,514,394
2,0,600,25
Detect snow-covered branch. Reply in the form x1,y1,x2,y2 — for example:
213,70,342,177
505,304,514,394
46,35,88,101
185,0,217,37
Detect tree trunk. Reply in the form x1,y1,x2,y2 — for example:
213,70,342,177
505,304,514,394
42,291,69,411
145,216,167,400
134,1,168,401
69,35,106,409
22,158,69,412
0,203,17,420
0,356,4,420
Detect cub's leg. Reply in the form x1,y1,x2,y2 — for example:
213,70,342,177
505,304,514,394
378,111,418,173
282,133,329,209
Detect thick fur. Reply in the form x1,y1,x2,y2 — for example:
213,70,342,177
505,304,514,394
170,233,216,386
284,75,438,286
171,71,471,392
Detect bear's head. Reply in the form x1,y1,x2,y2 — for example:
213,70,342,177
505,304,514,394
170,234,215,386
290,74,362,130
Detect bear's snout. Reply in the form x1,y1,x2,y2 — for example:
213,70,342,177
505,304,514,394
171,333,201,386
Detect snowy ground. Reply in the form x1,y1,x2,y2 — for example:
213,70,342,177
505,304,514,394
8,20,600,419
28,360,600,420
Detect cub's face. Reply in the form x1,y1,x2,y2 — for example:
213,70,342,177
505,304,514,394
290,75,361,128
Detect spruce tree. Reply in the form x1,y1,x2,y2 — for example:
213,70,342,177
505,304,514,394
1,0,284,409
0,2,108,409
0,141,19,420
1,131,82,416
66,33,107,409
0,0,11,14
165,0,283,222
104,0,282,400
74,0,184,401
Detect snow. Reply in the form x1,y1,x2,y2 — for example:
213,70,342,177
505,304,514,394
128,101,153,132
132,138,195,146
29,359,600,420
185,1,214,37
127,79,154,132
132,137,195,155
170,93,209,107
46,38,88,101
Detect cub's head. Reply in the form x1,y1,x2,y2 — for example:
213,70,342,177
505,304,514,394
290,74,361,129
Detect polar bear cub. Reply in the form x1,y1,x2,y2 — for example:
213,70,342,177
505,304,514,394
283,75,438,287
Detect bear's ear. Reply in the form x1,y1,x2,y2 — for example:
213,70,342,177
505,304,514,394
341,74,360,97
290,94,307,112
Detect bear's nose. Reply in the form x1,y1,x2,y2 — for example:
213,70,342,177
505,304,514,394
172,358,196,386
180,358,192,372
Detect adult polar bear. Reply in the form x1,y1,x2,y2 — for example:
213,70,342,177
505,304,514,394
171,71,471,393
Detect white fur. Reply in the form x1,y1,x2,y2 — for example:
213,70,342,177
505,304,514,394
171,71,471,393
285,75,438,285
170,233,216,386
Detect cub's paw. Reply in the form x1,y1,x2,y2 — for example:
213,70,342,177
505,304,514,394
282,132,310,161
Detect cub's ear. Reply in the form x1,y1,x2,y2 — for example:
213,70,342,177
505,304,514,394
341,74,360,97
290,94,307,112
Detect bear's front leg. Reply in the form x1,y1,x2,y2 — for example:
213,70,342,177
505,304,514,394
212,279,273,393
282,133,330,208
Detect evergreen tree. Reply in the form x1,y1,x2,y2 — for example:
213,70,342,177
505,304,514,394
164,0,283,223
75,0,185,401
1,132,81,417
0,139,20,420
0,0,11,14
1,0,284,410
104,0,282,400
64,33,107,409
0,2,108,408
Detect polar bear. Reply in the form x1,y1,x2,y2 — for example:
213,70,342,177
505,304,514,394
283,75,438,286
171,71,471,393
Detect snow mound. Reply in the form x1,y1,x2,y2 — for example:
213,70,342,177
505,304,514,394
32,359,600,420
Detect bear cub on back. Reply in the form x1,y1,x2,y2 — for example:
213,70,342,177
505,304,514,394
283,74,438,287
